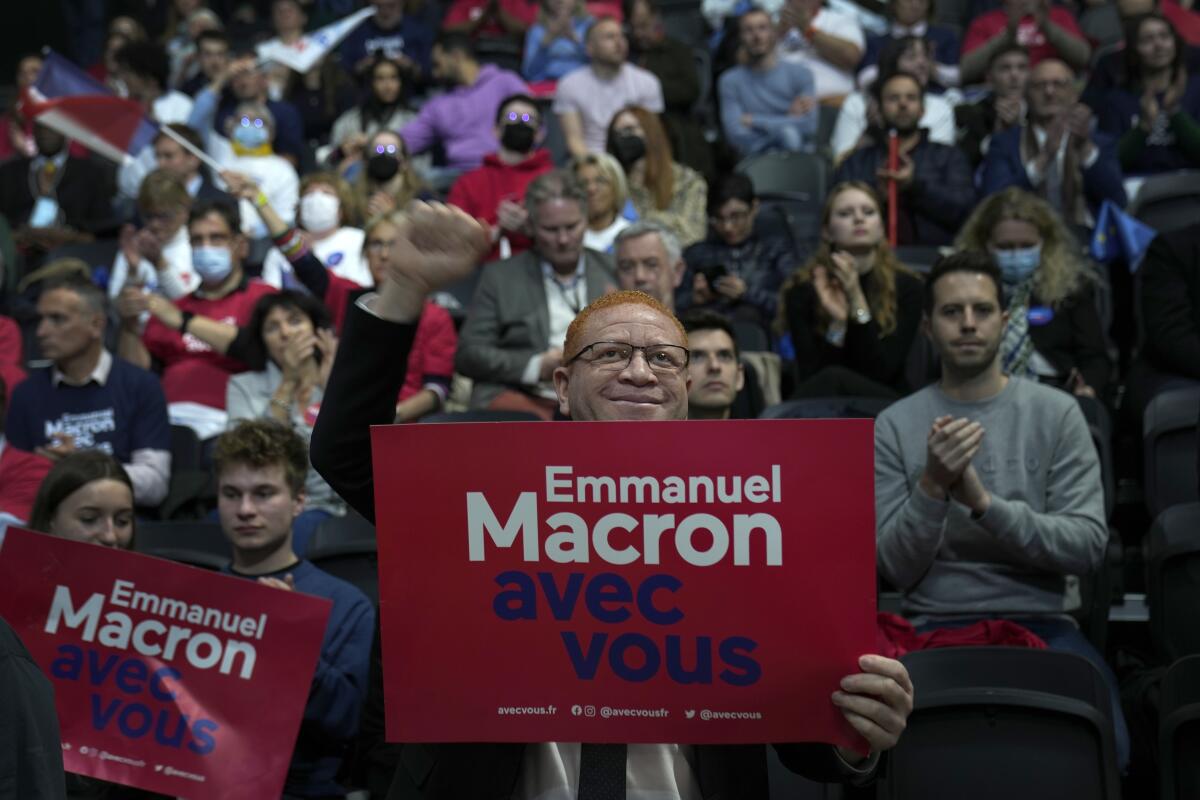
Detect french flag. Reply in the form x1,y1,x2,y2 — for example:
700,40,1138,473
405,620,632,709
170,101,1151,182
21,49,158,166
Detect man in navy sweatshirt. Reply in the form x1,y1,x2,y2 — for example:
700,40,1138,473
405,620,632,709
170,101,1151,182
213,418,374,799
5,274,170,507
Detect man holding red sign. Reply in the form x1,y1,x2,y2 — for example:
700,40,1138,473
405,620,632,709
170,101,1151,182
311,202,914,797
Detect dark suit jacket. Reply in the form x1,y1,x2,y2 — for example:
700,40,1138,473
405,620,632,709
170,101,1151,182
0,156,114,234
1138,226,1200,380
979,126,1127,214
455,249,615,408
311,302,876,799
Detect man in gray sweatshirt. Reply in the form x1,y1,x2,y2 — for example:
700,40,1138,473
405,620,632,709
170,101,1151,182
874,250,1128,769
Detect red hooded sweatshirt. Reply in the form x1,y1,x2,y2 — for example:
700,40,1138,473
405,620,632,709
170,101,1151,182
446,148,554,262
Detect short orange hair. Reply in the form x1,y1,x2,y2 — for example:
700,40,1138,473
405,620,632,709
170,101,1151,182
562,290,687,362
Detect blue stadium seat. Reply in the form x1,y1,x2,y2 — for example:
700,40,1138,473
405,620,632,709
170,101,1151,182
307,510,379,607
883,647,1121,800
758,396,893,419
1129,170,1200,235
735,150,830,203
1143,386,1200,519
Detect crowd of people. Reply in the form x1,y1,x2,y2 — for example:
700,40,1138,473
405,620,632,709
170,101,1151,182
4,0,1200,795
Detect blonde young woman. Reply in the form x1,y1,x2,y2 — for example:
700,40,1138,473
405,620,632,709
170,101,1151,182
779,181,923,398
571,151,632,252
955,186,1110,400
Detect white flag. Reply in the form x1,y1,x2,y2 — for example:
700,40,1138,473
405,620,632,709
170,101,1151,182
256,6,376,73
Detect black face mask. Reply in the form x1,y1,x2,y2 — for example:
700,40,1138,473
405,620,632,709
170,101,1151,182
500,122,537,154
367,153,400,182
609,133,646,168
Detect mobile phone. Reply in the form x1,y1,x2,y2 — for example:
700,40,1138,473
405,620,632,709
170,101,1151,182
698,264,728,284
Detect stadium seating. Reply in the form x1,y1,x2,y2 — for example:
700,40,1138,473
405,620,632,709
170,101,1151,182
1147,502,1200,662
1142,386,1200,519
883,647,1122,800
1160,654,1200,800
133,520,230,570
758,396,894,419
306,510,380,608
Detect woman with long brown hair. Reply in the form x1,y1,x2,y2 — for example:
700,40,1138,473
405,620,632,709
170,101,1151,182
605,105,707,246
779,181,924,398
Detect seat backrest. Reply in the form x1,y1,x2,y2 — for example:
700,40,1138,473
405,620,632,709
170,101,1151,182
133,520,231,570
1160,654,1200,800
1143,386,1200,518
758,395,893,419
735,151,829,201
307,509,377,558
883,647,1121,800
1147,502,1200,662
1129,171,1200,234
169,424,203,471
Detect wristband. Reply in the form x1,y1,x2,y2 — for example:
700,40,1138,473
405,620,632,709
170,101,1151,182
254,190,270,209
178,310,195,334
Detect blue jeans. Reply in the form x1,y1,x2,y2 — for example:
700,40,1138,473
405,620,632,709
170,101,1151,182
916,616,1130,773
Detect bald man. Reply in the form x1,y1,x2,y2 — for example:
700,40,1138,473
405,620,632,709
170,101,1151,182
310,202,913,799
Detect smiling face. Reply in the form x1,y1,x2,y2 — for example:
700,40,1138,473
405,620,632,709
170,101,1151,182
217,462,303,558
553,302,690,421
48,478,134,549
823,187,883,252
686,327,744,416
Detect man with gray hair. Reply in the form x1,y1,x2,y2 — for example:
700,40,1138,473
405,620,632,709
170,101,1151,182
455,169,616,418
614,219,685,311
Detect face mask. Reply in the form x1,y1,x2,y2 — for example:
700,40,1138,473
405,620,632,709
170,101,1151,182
193,246,234,283
300,191,341,233
367,153,400,182
609,133,646,167
500,122,536,154
993,244,1042,285
232,124,270,150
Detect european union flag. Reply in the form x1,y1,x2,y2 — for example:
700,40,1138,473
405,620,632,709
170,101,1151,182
1089,200,1158,273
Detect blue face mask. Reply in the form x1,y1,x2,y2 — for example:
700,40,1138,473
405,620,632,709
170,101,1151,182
232,123,270,150
193,246,233,283
993,244,1042,285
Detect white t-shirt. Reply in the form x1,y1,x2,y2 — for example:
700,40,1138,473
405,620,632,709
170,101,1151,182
554,64,665,154
260,226,371,289
777,8,865,99
208,137,299,238
583,216,632,253
830,90,959,160
107,225,198,300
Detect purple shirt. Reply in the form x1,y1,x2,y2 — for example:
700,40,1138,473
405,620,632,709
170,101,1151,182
400,64,530,171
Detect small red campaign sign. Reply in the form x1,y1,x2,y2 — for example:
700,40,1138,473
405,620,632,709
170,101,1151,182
371,419,876,750
0,527,332,799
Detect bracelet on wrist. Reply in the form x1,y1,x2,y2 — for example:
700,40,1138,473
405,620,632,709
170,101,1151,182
178,310,194,334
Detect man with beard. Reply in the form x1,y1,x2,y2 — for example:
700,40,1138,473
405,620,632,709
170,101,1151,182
446,94,554,262
400,33,529,185
718,8,819,157
310,200,914,797
833,71,974,246
874,251,1129,770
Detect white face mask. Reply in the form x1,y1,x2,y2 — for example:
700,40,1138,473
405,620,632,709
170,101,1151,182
300,191,340,234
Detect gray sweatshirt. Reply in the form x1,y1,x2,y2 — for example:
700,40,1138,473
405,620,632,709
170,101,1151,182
874,377,1107,618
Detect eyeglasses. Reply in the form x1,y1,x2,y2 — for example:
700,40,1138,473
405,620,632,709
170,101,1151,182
239,117,266,128
569,341,690,371
374,143,400,155
506,111,538,125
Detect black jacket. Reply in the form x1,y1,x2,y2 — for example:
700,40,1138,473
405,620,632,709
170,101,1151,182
0,156,115,234
832,134,975,246
1027,284,1112,397
1139,226,1200,380
310,302,874,799
0,616,65,800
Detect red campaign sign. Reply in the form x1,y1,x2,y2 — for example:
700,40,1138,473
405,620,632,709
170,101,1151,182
371,419,876,750
0,527,332,799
